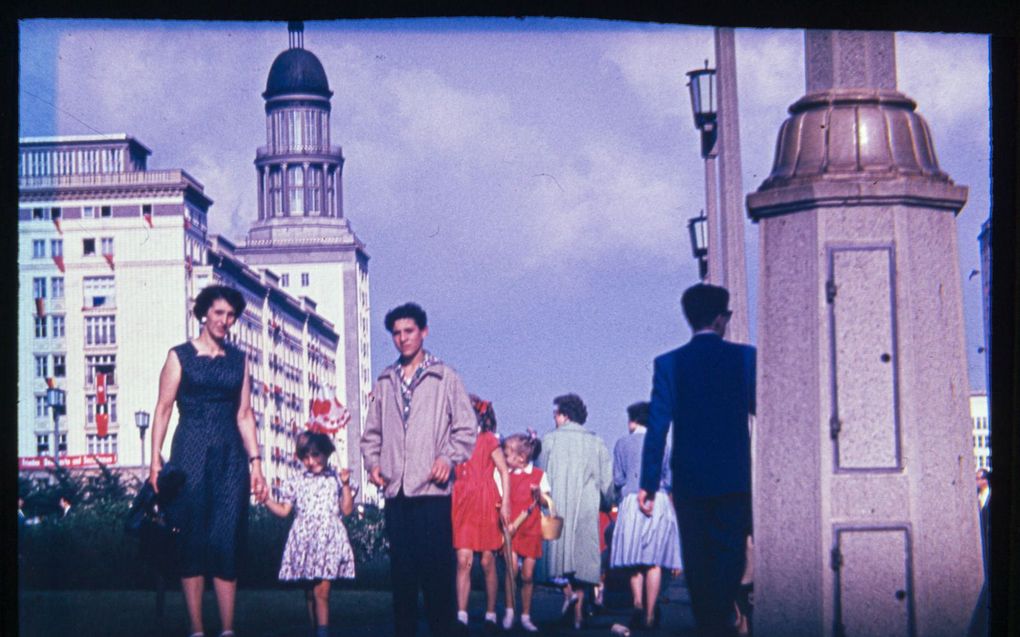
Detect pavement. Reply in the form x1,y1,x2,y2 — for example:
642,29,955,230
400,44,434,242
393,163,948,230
274,573,699,637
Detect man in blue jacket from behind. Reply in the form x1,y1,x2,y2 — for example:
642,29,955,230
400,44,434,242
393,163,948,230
638,283,755,637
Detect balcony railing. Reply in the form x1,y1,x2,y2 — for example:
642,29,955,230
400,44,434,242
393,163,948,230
256,145,343,159
19,169,206,191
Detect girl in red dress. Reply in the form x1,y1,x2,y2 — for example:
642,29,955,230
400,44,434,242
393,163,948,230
501,431,551,632
452,396,511,632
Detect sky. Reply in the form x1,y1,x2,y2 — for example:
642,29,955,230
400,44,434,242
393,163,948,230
18,19,991,446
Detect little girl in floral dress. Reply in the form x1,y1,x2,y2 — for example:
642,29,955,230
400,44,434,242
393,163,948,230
264,432,356,637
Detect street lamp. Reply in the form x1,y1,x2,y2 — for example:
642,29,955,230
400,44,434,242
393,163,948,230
45,387,66,467
687,211,709,281
687,61,718,158
135,410,151,468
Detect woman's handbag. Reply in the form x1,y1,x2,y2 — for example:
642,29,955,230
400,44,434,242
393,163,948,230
125,469,184,537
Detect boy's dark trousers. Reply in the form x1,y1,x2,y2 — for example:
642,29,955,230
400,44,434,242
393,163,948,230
385,492,456,637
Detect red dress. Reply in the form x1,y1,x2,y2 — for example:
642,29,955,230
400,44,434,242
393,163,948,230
451,431,503,551
508,467,545,559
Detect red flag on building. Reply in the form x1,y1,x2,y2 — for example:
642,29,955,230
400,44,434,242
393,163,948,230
184,217,191,231
35,297,45,317
45,377,55,389
103,253,115,270
53,218,62,234
95,372,109,438
52,255,65,272
143,212,153,227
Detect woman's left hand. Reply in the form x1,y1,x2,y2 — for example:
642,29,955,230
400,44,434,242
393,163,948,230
251,466,268,503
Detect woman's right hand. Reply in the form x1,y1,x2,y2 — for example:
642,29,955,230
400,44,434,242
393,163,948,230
149,457,162,493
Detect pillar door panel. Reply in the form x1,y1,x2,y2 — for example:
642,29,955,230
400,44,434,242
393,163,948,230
827,245,901,471
833,526,914,637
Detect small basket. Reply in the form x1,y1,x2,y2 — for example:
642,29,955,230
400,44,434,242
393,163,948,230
540,493,564,540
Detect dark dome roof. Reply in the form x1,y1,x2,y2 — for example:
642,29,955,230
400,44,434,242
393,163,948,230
264,48,332,99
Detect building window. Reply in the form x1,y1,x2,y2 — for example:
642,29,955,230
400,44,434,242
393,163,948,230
83,238,96,256
101,206,112,218
51,276,64,299
33,277,47,299
53,354,66,377
142,204,152,216
35,355,48,378
301,273,310,287
59,433,67,453
101,237,114,256
270,170,283,215
85,354,116,385
34,316,47,338
32,240,46,258
83,276,115,308
308,167,321,213
85,315,116,345
51,239,63,258
287,165,304,214
51,207,62,220
281,273,290,287
83,206,96,219
87,433,118,455
85,394,118,424
32,208,44,220
35,396,48,418
36,434,49,455
51,315,65,338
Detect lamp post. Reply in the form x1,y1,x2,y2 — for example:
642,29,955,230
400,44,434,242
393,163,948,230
45,387,66,467
135,410,150,468
686,61,722,286
687,210,709,281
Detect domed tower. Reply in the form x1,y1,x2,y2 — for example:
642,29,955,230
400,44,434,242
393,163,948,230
237,22,372,490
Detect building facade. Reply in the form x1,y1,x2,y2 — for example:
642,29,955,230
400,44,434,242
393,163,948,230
18,135,342,497
235,23,372,493
970,391,991,471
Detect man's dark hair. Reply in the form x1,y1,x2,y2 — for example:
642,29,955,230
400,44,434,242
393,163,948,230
627,401,650,426
384,302,428,332
193,285,246,320
681,283,730,331
296,431,336,461
554,393,588,425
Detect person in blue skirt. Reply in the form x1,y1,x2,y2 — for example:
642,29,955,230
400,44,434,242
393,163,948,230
149,285,268,637
610,401,682,630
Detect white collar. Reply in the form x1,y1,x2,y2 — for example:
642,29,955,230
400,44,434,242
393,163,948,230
631,425,647,435
511,463,535,475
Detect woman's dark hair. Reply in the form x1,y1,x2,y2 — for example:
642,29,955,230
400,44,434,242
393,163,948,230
193,285,246,320
627,401,650,426
470,395,498,433
384,302,428,332
504,432,542,462
553,393,588,425
296,431,336,461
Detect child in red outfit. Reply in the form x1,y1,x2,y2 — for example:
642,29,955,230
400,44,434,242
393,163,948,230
451,396,511,631
501,431,551,633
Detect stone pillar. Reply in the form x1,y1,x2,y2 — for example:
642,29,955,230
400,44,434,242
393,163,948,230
302,162,310,216
714,27,750,344
747,30,983,637
257,166,265,221
281,162,289,216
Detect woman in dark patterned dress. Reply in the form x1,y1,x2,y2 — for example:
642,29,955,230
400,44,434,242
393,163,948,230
149,285,268,637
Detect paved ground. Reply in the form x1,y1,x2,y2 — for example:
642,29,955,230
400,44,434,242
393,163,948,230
284,574,698,637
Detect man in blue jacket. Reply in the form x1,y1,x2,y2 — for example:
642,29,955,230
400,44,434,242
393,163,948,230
638,283,755,637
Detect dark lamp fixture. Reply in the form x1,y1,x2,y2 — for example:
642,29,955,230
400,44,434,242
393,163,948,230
686,60,717,131
687,211,709,280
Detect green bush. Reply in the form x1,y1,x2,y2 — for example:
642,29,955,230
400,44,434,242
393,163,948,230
20,468,392,590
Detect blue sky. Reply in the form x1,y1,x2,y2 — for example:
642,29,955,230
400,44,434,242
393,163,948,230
19,19,991,444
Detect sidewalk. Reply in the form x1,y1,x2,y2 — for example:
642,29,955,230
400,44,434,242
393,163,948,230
268,575,697,637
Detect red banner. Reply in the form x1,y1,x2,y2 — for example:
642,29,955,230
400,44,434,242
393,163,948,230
52,255,65,272
96,373,109,437
35,297,45,317
19,453,117,470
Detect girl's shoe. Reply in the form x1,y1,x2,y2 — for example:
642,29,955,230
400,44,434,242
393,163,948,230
503,608,516,630
521,615,539,633
219,632,235,637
